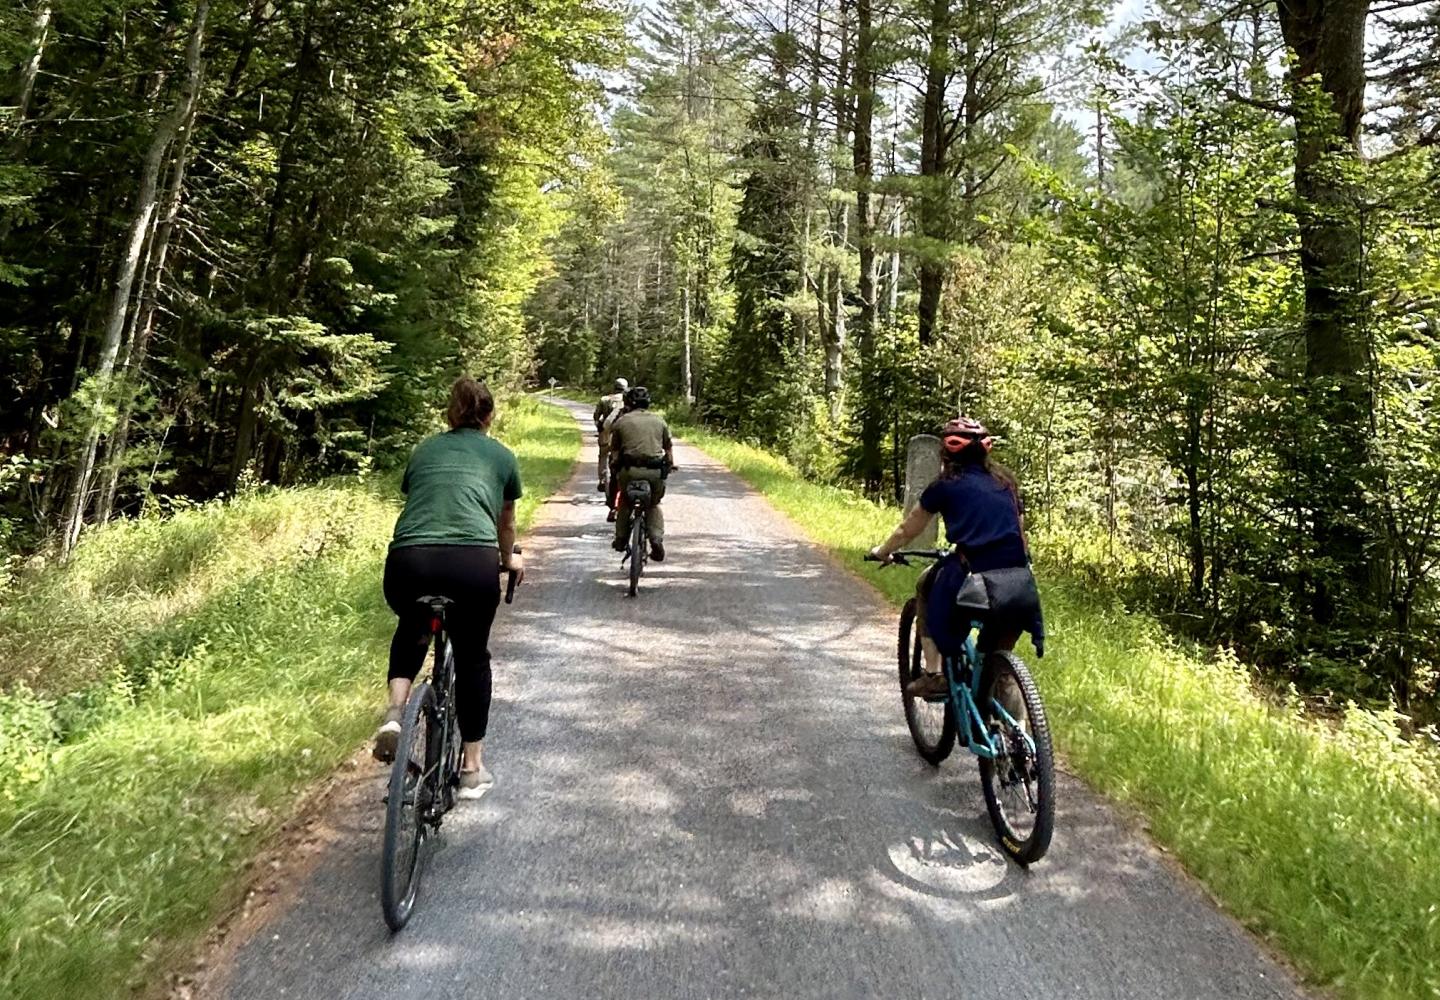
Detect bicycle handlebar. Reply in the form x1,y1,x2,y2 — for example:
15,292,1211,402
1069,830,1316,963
864,548,947,567
504,545,522,604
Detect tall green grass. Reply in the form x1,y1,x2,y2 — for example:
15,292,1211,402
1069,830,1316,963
680,424,1440,1000
0,396,578,998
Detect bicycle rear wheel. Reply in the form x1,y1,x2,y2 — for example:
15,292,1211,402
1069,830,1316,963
977,651,1055,865
627,508,645,597
381,681,436,931
898,597,956,765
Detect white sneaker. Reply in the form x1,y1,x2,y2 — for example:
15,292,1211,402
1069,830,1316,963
372,706,403,762
457,765,495,800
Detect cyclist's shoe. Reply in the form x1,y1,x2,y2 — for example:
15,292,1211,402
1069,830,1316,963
905,671,949,701
606,508,618,523
611,537,627,552
596,480,606,493
650,541,665,561
457,765,494,800
372,705,404,762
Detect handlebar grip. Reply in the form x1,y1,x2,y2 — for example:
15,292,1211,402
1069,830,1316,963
504,545,522,604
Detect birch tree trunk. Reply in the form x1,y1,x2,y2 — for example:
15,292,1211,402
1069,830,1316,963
682,275,694,403
0,4,53,243
10,4,51,136
96,91,202,524
60,0,210,554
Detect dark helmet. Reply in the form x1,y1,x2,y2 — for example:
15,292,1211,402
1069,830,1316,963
941,416,993,456
625,385,651,409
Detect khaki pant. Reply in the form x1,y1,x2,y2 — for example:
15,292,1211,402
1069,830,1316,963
615,467,665,546
597,429,612,485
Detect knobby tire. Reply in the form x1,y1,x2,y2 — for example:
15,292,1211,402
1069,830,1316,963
977,651,1055,865
898,598,956,764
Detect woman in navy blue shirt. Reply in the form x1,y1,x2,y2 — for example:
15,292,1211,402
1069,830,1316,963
870,417,1040,697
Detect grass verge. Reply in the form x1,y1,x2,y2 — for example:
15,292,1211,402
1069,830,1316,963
0,396,579,998
679,423,1440,1000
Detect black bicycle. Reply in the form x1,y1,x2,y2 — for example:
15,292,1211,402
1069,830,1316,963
380,553,521,931
620,479,653,597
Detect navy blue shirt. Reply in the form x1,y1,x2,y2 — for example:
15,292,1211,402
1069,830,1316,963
919,465,1028,571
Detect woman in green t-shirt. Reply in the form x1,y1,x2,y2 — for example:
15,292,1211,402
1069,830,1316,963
372,377,525,798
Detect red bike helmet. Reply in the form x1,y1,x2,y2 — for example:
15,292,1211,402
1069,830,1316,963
941,417,993,455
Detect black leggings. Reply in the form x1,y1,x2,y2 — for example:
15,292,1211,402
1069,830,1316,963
383,544,501,742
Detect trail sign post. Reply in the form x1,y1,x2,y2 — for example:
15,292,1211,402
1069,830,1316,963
547,377,557,396
903,434,941,549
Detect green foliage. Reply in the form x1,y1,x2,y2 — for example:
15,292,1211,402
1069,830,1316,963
0,395,578,997
0,0,623,547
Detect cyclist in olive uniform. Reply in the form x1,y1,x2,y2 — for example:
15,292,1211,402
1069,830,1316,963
594,377,628,492
608,386,676,561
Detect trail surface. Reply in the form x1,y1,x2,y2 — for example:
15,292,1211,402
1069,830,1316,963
206,399,1304,1000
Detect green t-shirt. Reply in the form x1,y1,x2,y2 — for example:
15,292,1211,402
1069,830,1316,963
390,429,523,549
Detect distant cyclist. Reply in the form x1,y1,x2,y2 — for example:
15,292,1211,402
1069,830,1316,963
594,377,629,493
602,387,637,523
868,417,1043,697
608,386,676,561
373,376,524,799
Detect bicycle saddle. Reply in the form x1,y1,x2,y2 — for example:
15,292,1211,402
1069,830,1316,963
416,595,455,614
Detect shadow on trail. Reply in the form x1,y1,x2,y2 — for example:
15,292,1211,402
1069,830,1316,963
217,400,1301,1000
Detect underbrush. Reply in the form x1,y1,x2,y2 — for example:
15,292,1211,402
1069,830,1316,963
680,424,1440,1000
0,396,578,998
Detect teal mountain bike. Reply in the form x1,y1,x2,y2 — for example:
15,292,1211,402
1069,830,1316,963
869,549,1055,865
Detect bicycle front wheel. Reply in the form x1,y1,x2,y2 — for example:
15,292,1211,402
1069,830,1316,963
627,508,645,597
977,651,1055,865
381,681,436,931
898,598,956,765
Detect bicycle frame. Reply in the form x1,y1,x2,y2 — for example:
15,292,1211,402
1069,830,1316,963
620,486,651,566
876,549,1034,762
942,630,1035,761
420,612,460,823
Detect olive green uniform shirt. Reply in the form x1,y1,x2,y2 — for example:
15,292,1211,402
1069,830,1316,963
594,392,625,427
610,410,672,462
390,428,523,549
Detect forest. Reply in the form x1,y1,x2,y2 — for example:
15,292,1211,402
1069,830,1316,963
4,0,1439,712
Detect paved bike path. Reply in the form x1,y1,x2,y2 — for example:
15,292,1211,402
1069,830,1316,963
209,399,1304,1000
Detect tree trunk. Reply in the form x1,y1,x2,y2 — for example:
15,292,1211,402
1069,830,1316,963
821,0,852,420
916,0,951,346
881,207,892,321
682,275,694,403
95,89,201,524
10,4,51,133
853,0,882,492
229,368,261,489
1273,0,1376,624
61,0,210,555
1,3,53,242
